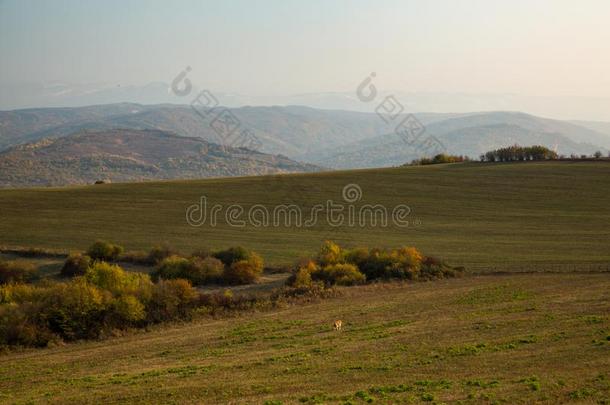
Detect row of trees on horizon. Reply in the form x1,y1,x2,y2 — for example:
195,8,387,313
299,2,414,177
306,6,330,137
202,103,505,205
410,145,608,166
481,145,559,162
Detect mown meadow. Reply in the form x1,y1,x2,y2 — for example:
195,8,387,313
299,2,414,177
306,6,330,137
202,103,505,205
0,161,609,404
0,161,609,272
0,273,608,404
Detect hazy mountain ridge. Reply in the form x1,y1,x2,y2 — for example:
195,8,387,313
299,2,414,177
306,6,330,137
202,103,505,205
0,129,321,188
314,112,609,168
569,120,610,148
1,104,608,171
0,103,149,150
3,82,610,122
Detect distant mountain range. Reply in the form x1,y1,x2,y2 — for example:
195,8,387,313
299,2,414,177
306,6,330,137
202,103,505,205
315,111,610,169
0,129,320,188
0,103,609,186
2,82,610,122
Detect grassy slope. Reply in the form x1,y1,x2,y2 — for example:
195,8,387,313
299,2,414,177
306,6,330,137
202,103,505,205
1,161,609,271
1,162,609,404
1,273,608,404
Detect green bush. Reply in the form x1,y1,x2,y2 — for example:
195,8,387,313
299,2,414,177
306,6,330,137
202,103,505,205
213,246,251,266
0,252,211,348
60,253,91,277
154,255,225,285
420,257,462,279
148,244,179,265
346,247,393,279
313,263,365,286
286,260,316,288
287,258,365,287
42,278,109,340
85,261,153,300
189,257,224,284
0,263,198,347
212,247,264,285
0,302,55,347
87,240,124,261
303,242,457,284
154,255,189,280
147,279,198,322
0,283,40,304
0,260,37,284
410,154,469,166
317,241,343,266
344,246,422,280
112,294,146,323
224,257,264,285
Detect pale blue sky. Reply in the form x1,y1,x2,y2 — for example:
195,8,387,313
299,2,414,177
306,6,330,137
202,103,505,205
1,0,609,98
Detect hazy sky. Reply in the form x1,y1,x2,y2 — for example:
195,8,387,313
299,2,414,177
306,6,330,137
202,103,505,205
1,0,609,99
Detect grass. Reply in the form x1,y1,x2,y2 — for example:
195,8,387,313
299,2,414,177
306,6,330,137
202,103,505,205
0,161,609,272
0,273,608,404
1,161,609,403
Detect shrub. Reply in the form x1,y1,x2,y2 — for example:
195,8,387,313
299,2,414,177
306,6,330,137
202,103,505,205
85,261,153,300
347,247,393,280
410,154,470,165
147,279,198,322
148,244,179,265
317,241,343,266
224,259,263,285
395,247,423,269
0,302,55,347
313,263,365,286
0,260,37,284
112,294,146,323
0,256,209,348
213,246,251,266
344,247,370,266
420,257,463,279
387,246,423,279
311,242,461,284
154,255,190,280
154,255,225,285
42,278,109,340
344,246,423,280
212,247,264,285
0,283,40,304
189,256,224,284
87,240,124,261
60,253,91,277
286,260,318,288
481,145,558,162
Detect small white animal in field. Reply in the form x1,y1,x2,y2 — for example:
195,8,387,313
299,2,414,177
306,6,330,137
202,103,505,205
333,320,343,331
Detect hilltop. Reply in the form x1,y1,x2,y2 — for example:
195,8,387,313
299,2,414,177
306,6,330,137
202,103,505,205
0,129,320,188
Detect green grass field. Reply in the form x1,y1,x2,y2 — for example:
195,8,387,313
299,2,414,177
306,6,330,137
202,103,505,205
1,273,608,404
1,161,610,404
1,161,609,271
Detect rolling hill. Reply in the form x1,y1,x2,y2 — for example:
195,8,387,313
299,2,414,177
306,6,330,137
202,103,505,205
1,272,608,404
316,112,609,168
0,161,608,271
1,105,607,169
0,129,320,188
1,160,609,404
570,119,610,148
